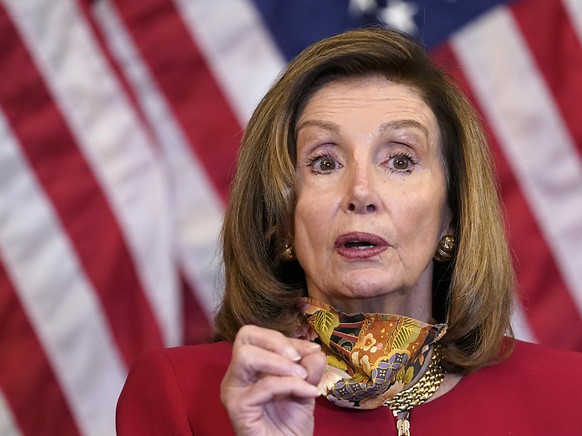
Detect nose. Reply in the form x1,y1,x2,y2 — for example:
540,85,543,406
344,164,379,214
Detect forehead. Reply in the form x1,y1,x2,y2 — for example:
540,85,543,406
297,77,440,140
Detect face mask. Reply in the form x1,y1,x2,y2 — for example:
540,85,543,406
300,298,447,410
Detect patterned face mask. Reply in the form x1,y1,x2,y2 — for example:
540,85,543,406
300,298,447,409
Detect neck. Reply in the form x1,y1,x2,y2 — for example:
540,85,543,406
311,286,433,323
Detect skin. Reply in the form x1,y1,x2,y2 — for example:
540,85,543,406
294,77,451,319
221,326,325,436
221,77,459,435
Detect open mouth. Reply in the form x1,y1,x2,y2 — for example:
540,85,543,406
335,233,388,257
344,240,378,249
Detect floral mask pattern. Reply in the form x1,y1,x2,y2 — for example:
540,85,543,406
300,298,447,409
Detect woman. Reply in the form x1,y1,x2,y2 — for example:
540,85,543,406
116,28,582,435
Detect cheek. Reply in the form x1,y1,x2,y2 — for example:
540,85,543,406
293,189,337,264
397,192,448,243
294,197,322,247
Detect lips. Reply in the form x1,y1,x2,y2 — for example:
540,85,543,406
334,232,389,259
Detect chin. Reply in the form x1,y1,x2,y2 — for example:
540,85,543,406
348,288,397,302
341,277,400,299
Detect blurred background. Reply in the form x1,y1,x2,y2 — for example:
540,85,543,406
0,0,581,434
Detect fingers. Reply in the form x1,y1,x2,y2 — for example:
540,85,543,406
230,345,311,384
222,373,319,414
222,374,319,434
224,325,324,391
300,351,325,387
221,325,324,434
235,325,321,362
246,375,320,404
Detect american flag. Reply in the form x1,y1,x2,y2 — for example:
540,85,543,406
0,0,581,434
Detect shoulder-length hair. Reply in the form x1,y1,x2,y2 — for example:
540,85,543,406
214,27,514,374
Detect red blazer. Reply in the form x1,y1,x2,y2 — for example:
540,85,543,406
116,339,582,435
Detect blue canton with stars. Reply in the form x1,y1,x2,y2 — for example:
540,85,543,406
251,0,513,58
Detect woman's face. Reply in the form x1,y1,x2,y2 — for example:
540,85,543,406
293,77,451,315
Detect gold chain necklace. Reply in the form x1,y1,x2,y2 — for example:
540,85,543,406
384,344,445,436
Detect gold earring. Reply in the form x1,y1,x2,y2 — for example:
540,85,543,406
281,242,296,262
434,235,455,262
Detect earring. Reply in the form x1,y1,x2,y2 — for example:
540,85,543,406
434,235,455,262
281,242,296,262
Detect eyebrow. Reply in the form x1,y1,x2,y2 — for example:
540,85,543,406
378,119,429,138
296,118,429,138
296,119,340,134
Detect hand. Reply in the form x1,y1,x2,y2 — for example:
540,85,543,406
221,325,325,436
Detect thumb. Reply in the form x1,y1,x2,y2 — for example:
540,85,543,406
300,351,326,387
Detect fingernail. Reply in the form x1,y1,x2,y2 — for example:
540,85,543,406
308,342,321,351
285,347,302,362
308,384,321,396
294,365,308,379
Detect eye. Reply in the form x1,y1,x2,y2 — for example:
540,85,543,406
308,154,342,174
388,153,416,172
393,155,411,170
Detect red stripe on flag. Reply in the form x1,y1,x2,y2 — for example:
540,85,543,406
432,44,582,350
0,261,81,436
0,7,164,365
511,0,582,153
114,0,242,202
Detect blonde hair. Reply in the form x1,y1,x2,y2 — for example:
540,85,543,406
214,27,514,373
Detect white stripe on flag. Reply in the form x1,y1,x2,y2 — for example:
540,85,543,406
174,0,286,125
510,303,538,344
563,0,582,44
5,0,181,346
93,1,225,316
452,6,582,314
0,391,21,436
0,109,125,436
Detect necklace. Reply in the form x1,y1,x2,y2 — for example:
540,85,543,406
384,344,445,436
